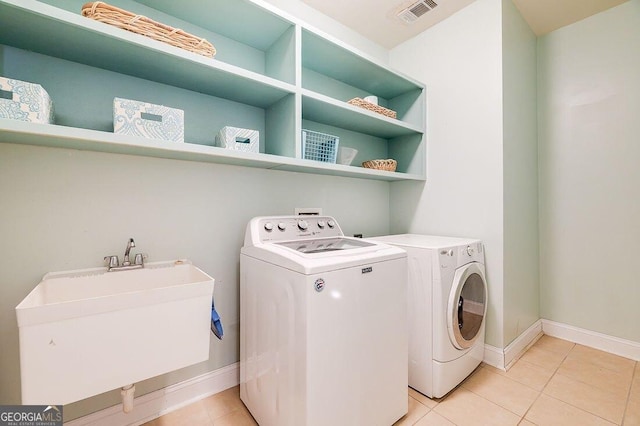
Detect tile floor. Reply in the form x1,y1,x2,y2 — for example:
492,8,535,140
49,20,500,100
144,336,640,425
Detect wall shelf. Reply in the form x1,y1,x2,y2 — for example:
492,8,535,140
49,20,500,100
0,0,426,181
0,120,424,181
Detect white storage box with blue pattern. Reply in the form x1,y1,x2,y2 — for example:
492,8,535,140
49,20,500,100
0,77,54,124
113,97,184,142
215,126,259,153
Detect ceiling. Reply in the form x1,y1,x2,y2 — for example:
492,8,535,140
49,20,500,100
301,0,629,48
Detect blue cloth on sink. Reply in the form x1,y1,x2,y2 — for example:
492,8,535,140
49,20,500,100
211,299,223,340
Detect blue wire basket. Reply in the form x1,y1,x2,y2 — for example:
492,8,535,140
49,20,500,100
302,130,339,163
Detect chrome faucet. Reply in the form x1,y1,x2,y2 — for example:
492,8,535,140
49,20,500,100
104,238,146,271
122,238,135,266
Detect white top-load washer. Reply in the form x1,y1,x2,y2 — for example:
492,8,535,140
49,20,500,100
240,216,408,426
370,234,487,398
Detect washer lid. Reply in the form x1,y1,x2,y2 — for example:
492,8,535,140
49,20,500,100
241,237,406,275
276,237,374,254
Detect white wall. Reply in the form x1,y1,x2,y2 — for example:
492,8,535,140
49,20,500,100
501,0,539,345
0,1,392,416
389,0,506,347
538,0,640,342
0,144,390,417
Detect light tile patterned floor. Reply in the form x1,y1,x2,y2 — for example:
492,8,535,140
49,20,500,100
145,336,640,425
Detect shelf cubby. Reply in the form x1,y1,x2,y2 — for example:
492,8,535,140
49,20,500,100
33,0,297,85
0,0,295,108
301,119,424,176
1,44,294,154
132,0,297,84
301,90,422,139
301,28,425,129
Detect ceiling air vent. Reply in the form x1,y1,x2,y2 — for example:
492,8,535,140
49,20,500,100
397,0,439,23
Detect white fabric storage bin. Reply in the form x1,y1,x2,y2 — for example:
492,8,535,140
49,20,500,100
113,97,184,142
0,77,54,124
215,126,259,153
302,129,339,163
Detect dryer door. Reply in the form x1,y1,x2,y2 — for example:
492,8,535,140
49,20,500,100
447,262,487,350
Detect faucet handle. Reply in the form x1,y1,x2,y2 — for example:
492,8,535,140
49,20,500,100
104,255,119,269
134,253,147,266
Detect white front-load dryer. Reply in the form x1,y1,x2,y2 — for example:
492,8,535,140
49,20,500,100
240,216,408,426
370,234,487,399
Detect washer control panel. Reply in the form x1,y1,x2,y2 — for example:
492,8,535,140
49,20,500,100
257,216,343,242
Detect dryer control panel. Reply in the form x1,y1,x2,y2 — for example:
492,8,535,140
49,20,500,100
456,242,484,266
438,241,484,267
246,216,344,245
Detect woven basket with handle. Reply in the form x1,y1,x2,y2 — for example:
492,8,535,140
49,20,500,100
81,2,216,58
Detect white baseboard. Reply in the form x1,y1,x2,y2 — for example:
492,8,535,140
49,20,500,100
504,320,543,368
483,320,543,371
484,319,640,371
542,319,640,361
483,344,505,370
66,363,240,426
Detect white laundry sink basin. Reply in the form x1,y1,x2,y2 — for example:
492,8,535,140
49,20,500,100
16,260,214,405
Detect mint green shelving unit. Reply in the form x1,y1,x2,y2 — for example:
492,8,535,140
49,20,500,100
0,0,426,181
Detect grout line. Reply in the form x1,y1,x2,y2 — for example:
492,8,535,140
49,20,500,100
406,394,430,425
408,387,441,411
445,369,531,423
531,340,573,378
519,390,542,425
542,393,621,425
484,360,549,393
621,360,638,426
459,371,541,420
516,338,576,423
551,342,636,401
569,343,636,372
505,331,545,371
202,399,216,426
543,341,626,425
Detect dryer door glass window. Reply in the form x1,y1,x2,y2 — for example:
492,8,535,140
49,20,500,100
451,268,487,349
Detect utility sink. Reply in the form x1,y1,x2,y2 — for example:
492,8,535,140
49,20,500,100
16,260,215,405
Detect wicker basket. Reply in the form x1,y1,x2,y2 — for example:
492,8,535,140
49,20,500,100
348,98,397,119
362,159,397,172
81,2,216,58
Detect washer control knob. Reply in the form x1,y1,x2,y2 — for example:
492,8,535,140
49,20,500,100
317,220,326,228
467,245,474,256
297,220,308,231
327,220,336,228
264,222,274,231
278,222,286,231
